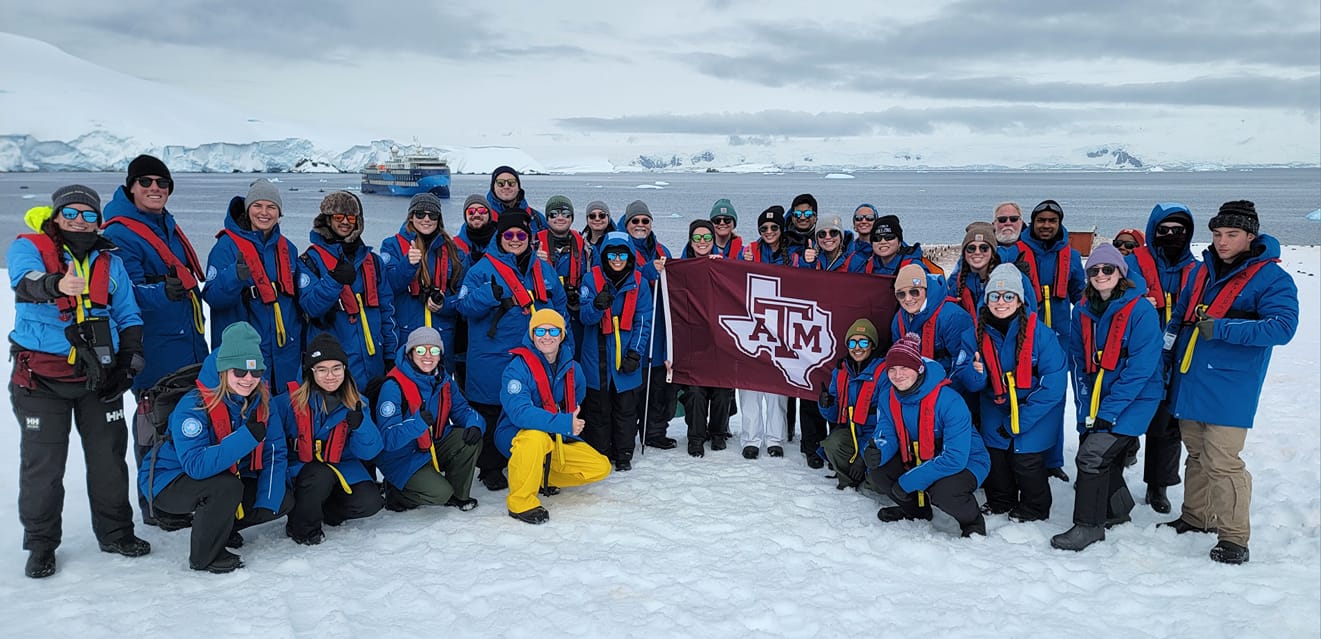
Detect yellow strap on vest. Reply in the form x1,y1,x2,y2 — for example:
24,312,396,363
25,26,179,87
910,441,926,507
356,293,376,356
1088,367,1105,423
190,292,206,335
429,444,441,473
1163,293,1173,325
272,292,287,347
314,441,353,494
1042,285,1053,328
847,406,859,463
424,306,433,328
1006,371,1021,435
1179,304,1207,374
613,316,622,370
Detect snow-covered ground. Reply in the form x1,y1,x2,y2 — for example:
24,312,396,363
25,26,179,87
0,248,1318,638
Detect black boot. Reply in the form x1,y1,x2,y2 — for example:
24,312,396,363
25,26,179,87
99,534,151,557
445,496,479,511
509,506,550,525
479,472,509,491
25,549,56,579
192,549,244,573
1209,540,1250,565
614,458,632,472
805,451,825,469
1050,525,1105,551
1146,485,1171,514
710,435,727,451
767,446,784,458
286,524,325,546
1047,467,1070,482
688,440,704,458
225,531,244,549
877,506,933,523
742,446,759,460
961,515,987,538
646,437,677,450
1160,517,1216,535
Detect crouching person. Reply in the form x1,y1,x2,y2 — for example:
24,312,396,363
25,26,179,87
278,334,384,545
863,334,989,537
818,319,885,490
375,327,484,512
140,322,291,573
498,310,611,524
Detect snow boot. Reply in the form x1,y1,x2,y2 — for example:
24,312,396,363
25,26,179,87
509,506,550,525
99,534,151,557
688,440,705,458
25,549,55,579
1050,525,1105,551
1007,507,1048,523
1047,467,1070,482
767,446,784,457
614,459,632,472
877,506,933,523
1160,517,1216,535
1146,485,1171,514
742,446,759,460
1105,513,1132,529
479,472,509,492
225,531,244,549
193,549,244,574
1209,540,1250,565
805,451,825,469
646,437,677,450
286,525,325,546
961,515,987,538
710,435,727,451
446,496,479,511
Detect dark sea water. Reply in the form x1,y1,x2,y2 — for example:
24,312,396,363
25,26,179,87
2,169,1318,259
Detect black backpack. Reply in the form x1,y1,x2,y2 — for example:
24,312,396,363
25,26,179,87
135,363,203,516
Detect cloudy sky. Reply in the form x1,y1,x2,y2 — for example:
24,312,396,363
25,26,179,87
6,0,1320,166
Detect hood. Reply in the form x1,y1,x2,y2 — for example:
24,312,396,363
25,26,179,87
598,231,638,275
103,185,174,227
1145,202,1193,241
1202,232,1282,278
1022,223,1072,253
1115,227,1146,247
518,332,574,378
391,343,452,388
224,196,284,241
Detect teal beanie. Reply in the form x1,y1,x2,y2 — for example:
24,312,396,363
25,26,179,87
216,322,265,372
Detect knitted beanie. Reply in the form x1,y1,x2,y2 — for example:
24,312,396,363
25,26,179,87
216,322,265,372
962,222,995,252
51,184,102,216
1208,200,1259,235
305,333,349,369
408,193,443,217
1085,244,1129,277
710,198,737,223
874,215,903,242
404,327,444,353
623,200,652,226
126,154,174,193
895,263,928,290
886,332,925,374
757,205,786,230
246,179,282,211
545,195,574,217
846,318,879,345
463,194,489,213
985,263,1027,303
528,308,566,338
586,201,611,217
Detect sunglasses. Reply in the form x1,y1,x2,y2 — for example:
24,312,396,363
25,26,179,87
791,209,815,219
312,364,345,376
1087,265,1119,278
604,251,629,261
1112,240,1139,251
587,212,610,221
495,179,518,188
816,229,841,239
412,345,443,357
872,233,898,242
847,337,872,350
229,368,264,379
411,209,442,221
546,208,573,219
853,214,876,222
1032,201,1063,215
629,217,652,226
532,326,563,337
58,207,100,223
1155,225,1186,237
895,287,924,300
759,224,780,233
987,291,1019,303
466,206,491,216
690,233,713,242
502,230,528,242
331,214,358,225
134,176,172,189
712,216,735,225
996,215,1021,224
964,243,993,254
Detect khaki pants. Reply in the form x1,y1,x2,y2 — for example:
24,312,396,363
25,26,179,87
1179,420,1252,545
507,430,611,513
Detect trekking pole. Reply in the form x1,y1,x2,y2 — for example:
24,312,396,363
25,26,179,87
639,276,660,455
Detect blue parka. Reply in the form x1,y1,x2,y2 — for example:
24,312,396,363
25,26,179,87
968,312,1068,454
1166,234,1298,428
847,243,933,277
1017,230,1086,346
578,233,653,393
869,360,992,492
495,334,588,457
204,196,305,390
943,261,1039,317
820,355,886,448
138,350,288,512
796,230,856,272
101,186,209,390
1141,203,1200,330
455,242,569,404
275,386,382,487
485,191,548,233
890,294,980,395
298,231,398,385
380,224,469,367
455,224,496,264
1068,286,1164,437
374,344,484,489
625,231,672,366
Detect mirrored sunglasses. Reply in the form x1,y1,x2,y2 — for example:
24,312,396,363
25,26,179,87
547,208,573,219
412,345,442,357
466,205,491,216
502,230,529,242
58,207,100,223
847,337,872,350
604,251,629,261
690,233,713,243
987,291,1019,303
532,326,563,337
791,209,815,219
331,213,358,225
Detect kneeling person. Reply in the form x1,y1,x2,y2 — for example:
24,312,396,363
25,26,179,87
818,319,885,490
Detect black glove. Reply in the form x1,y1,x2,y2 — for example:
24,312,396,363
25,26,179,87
846,457,867,484
384,358,396,373
620,351,641,374
463,426,483,446
593,287,615,311
245,411,267,441
346,408,364,431
419,409,436,427
564,287,581,310
862,443,881,469
98,369,134,403
818,388,835,409
490,277,516,310
235,260,251,282
1195,311,1216,342
997,425,1011,440
329,254,357,285
164,266,187,301
1090,417,1114,431
888,480,911,504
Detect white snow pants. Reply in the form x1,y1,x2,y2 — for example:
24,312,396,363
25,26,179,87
737,389,786,449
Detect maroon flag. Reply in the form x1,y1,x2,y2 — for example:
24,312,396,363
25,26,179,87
666,258,897,400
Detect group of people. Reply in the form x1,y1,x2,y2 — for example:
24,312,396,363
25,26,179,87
8,154,1298,578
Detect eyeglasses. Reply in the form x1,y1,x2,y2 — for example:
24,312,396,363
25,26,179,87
987,291,1019,303
495,179,518,188
604,251,629,261
712,216,735,225
502,230,528,242
229,369,264,378
895,287,925,300
587,212,610,221
791,209,815,219
312,364,345,376
1032,201,1063,215
872,233,898,242
1112,240,1139,251
964,243,993,254
134,176,172,189
1155,225,1186,237
629,217,652,226
331,214,358,225
816,229,841,239
412,345,443,357
690,233,713,242
466,206,490,216
547,208,573,219
411,209,442,221
58,207,100,223
853,214,876,222
847,338,872,349
1087,265,1119,278
532,326,563,337
759,224,780,233
996,215,1021,224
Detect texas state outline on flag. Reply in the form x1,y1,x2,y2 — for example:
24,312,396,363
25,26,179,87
718,273,836,390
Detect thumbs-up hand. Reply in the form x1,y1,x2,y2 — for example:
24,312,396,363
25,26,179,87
57,261,86,296
804,245,818,263
972,352,984,375
407,245,423,265
571,406,585,436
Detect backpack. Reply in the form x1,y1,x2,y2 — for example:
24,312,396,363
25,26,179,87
136,363,203,516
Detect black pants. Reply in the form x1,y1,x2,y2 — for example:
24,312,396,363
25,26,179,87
1143,402,1182,488
983,446,1052,519
681,385,734,443
287,463,384,537
867,456,984,531
582,383,641,462
154,474,293,569
471,401,508,479
11,379,135,552
1074,432,1138,526
638,366,676,445
797,399,827,457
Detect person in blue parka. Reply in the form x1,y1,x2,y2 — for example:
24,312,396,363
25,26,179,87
298,191,398,386
968,264,1068,523
455,194,497,262
374,328,484,512
891,264,979,395
486,165,548,232
498,310,611,525
1052,245,1163,552
621,200,679,450
578,231,652,470
276,333,384,546
1162,201,1298,565
817,319,887,490
139,322,291,574
457,211,569,491
204,179,304,391
862,334,989,538
847,215,940,277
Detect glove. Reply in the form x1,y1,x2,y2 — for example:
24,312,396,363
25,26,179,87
419,409,436,427
818,388,835,409
846,457,867,484
1195,313,1215,341
164,267,188,301
250,507,277,522
593,287,615,311
346,408,364,431
490,278,516,310
235,260,251,282
463,426,483,446
862,443,881,469
888,480,911,504
564,287,581,310
997,425,1011,440
245,411,267,441
384,358,396,373
620,351,641,374
98,369,134,403
329,254,357,285
1090,417,1114,431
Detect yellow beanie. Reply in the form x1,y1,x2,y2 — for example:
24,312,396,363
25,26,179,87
528,308,566,338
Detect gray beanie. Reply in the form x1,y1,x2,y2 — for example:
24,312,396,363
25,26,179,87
623,200,651,226
585,200,611,217
245,178,282,211
1085,244,1128,277
462,194,488,213
51,184,102,216
985,263,1027,303
409,192,443,217
405,326,443,354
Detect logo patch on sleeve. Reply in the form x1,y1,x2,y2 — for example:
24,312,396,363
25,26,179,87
299,272,313,289
206,265,218,281
506,379,523,395
458,284,468,299
181,418,205,438
378,401,398,418
380,252,392,264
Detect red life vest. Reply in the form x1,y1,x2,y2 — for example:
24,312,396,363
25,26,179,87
981,313,1038,402
102,217,203,290
510,347,577,413
891,379,951,466
196,382,267,473
722,236,743,259
384,368,453,451
536,230,586,288
1181,259,1276,323
453,237,471,254
1080,298,1140,375
1015,240,1069,302
832,362,879,426
950,273,979,320
308,245,380,317
896,303,944,359
284,382,348,464
485,253,549,308
590,266,640,334
18,233,113,318
394,234,454,298
220,229,294,304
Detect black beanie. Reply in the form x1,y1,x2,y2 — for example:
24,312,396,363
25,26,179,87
125,154,174,193
791,193,818,212
304,333,349,369
1031,199,1063,221
689,219,715,236
490,165,520,192
1208,200,1259,235
757,206,786,230
873,214,903,242
51,184,102,216
496,211,532,236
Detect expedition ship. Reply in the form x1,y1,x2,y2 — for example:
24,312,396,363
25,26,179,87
360,145,451,198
